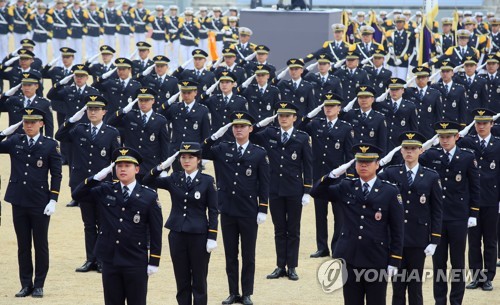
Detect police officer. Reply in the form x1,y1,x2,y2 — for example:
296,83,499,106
55,95,120,273
251,102,313,281
303,23,350,65
172,49,216,98
143,142,218,305
72,147,162,305
374,78,418,151
202,112,269,305
431,61,468,126
303,53,343,106
48,0,69,60
362,49,392,97
488,18,500,53
1,49,44,96
136,55,179,112
159,80,210,171
131,0,148,43
83,1,102,62
310,143,404,305
132,42,154,76
0,0,12,59
298,94,353,258
242,45,277,81
29,3,52,65
479,54,500,113
460,109,500,291
355,25,384,60
232,27,256,60
147,5,168,56
116,1,134,58
342,85,388,154
385,14,415,80
433,29,480,67
89,45,117,79
67,0,85,63
178,8,200,68
9,0,31,46
209,7,226,58
436,18,456,56
0,107,62,298
167,5,181,69
108,87,169,182
419,121,480,305
378,132,443,305
334,50,370,105
197,7,211,53
222,16,239,49
102,0,118,49
199,71,247,142
212,48,247,86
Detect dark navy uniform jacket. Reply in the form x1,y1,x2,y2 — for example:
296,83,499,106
374,99,418,150
41,64,73,113
342,108,388,155
132,59,154,76
405,87,443,139
0,67,44,96
303,40,350,64
277,78,316,119
238,83,280,121
136,73,179,112
333,67,370,105
479,73,500,114
303,71,343,107
363,66,392,97
431,81,467,126
454,73,489,122
172,67,216,98
93,77,142,116
311,176,404,268
47,83,100,119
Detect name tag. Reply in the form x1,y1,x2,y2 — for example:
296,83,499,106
15,145,23,149
269,139,277,144
225,153,233,157
130,122,138,126
106,195,116,200
432,160,441,164
80,138,87,142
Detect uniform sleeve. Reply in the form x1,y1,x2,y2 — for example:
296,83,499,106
302,136,313,194
147,194,163,266
54,120,76,142
159,121,169,162
343,125,354,162
106,109,127,128
429,174,443,244
306,85,316,113
467,154,480,217
142,166,172,190
310,175,342,201
201,136,217,160
378,117,388,155
43,105,54,138
200,110,211,142
388,187,404,268
409,104,418,131
49,141,63,201
206,176,219,240
258,151,270,214
434,92,444,121
458,88,467,126
0,135,12,153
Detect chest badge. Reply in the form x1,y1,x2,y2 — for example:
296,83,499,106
37,160,43,167
375,210,382,221
266,104,271,111
150,133,155,141
246,168,252,176
491,161,496,170
300,96,304,102
133,214,140,223
369,130,375,137
474,93,478,99
379,82,383,88
452,101,456,108
401,120,406,127
194,191,201,199
166,92,170,98
428,106,432,112
101,148,106,157
456,174,462,182
193,122,198,130
420,194,426,204
335,142,340,149
291,151,297,160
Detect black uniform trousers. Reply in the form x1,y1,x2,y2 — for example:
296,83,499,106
56,112,70,164
270,195,302,268
168,231,210,305
102,264,148,305
314,198,343,254
79,201,100,262
468,206,498,281
221,214,258,296
433,220,468,305
498,213,500,260
392,247,426,305
12,205,50,288
343,264,388,305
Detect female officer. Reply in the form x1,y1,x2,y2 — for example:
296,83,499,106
143,142,218,305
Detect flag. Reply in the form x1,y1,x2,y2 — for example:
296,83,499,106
341,10,356,44
418,1,439,66
425,0,439,29
369,10,384,43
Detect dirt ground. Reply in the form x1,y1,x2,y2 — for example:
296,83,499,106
0,37,499,305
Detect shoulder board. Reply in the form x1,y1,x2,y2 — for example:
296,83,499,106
295,129,309,136
141,184,157,193
345,177,358,182
381,180,398,189
197,103,208,109
252,143,265,150
153,112,167,120
385,30,393,37
220,140,235,145
43,136,58,143
421,166,439,175
322,40,333,48
429,147,442,151
76,122,90,127
460,147,475,154
47,16,54,23
444,47,454,55
104,124,118,131
385,20,393,26
338,119,351,126
372,110,384,115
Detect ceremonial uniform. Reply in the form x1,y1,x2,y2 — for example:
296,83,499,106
48,6,69,59
208,14,226,58
243,61,277,82
363,65,392,98
239,81,280,121
407,86,443,139
84,8,103,61
167,14,181,69
116,7,134,58
172,54,216,98
67,7,85,63
334,66,370,105
130,5,148,43
479,67,500,113
277,78,316,121
148,13,168,56
0,5,12,59
431,80,467,126
29,11,53,65
89,45,117,79
9,4,31,46
342,108,388,155
304,39,350,65
178,16,200,67
0,56,44,96
222,23,238,49
47,77,100,120
385,24,416,79
102,6,118,48
437,45,480,67
303,55,343,108
455,72,488,122
197,15,211,53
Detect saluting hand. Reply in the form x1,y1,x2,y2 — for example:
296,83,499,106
0,120,23,136
4,83,22,97
211,122,233,140
147,265,159,276
306,103,324,119
4,56,20,67
158,151,180,171
256,114,277,128
94,162,115,181
141,64,155,76
59,74,74,85
102,67,117,79
122,97,138,114
69,106,87,123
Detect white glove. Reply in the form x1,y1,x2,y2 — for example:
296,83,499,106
206,239,217,253
122,97,138,114
342,97,357,112
256,114,277,128
181,58,193,69
167,92,181,105
87,53,101,65
94,162,115,181
387,265,398,277
424,244,437,256
394,57,402,66
69,106,87,123
301,194,311,206
10,47,21,57
158,151,180,170
328,159,355,178
3,83,22,96
48,56,61,67
141,64,155,76
212,56,224,69
305,62,318,71
422,134,438,151
307,103,324,118
376,90,389,102
276,67,289,80
147,265,159,276
333,59,346,68
379,145,402,167
159,171,169,177
361,56,373,65
389,47,395,56
210,122,232,140
59,74,74,85
493,113,500,121
128,48,138,60
468,217,477,228
459,121,475,137
453,64,464,73
436,45,443,54
241,74,256,88
43,199,57,216
257,212,267,225
205,80,220,95
4,56,20,67
0,120,23,136
245,52,257,61
102,67,117,79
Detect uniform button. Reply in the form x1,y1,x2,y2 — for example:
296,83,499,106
443,187,447,190
119,218,123,222
89,153,92,156
118,229,121,233
233,182,237,185
279,174,282,177
444,178,448,181
404,220,408,223
184,199,187,202
185,192,188,195
362,205,366,209
138,146,142,148
89,161,92,164
122,207,125,211
358,236,362,239
235,173,238,176
26,163,29,166
24,172,27,175
280,165,283,168
139,138,142,141
23,181,26,184
405,210,409,213
27,154,30,157
88,170,91,172
184,206,187,209
183,213,186,216
359,226,363,229
116,240,119,244
91,145,93,148
361,216,364,219
232,191,235,194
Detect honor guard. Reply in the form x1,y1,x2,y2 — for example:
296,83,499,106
209,7,226,58
363,49,392,97
89,45,117,79
84,1,103,62
159,80,210,171
148,6,167,56
238,64,280,121
202,112,269,305
211,48,247,86
222,16,239,50
475,12,489,34
430,61,468,126
333,50,370,105
144,142,218,305
48,0,69,60
102,0,118,48
459,109,500,291
116,1,135,58
66,0,85,63
277,58,317,121
464,17,488,52
0,0,12,59
93,57,142,120
435,18,456,56
454,56,488,122
356,25,384,60
179,8,200,69
479,54,500,113
29,3,52,65
172,49,216,98
384,14,415,80
406,66,443,139
107,87,170,182
132,42,154,75
251,102,313,281
199,71,247,142
310,143,404,305
378,132,443,305
419,121,480,305
232,27,256,60
341,86,388,154
298,94,354,258
0,108,61,298
433,29,480,67
488,18,500,53
130,0,148,43
1,49,44,96
166,5,181,69
304,23,349,65
55,95,120,272
303,53,343,108
3,39,44,71
197,7,211,53
0,72,54,137
242,45,277,81
9,0,31,46
72,148,163,305
373,78,418,151
136,55,179,112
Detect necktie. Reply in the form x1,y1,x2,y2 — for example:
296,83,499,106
407,170,413,185
443,152,451,165
393,102,398,112
122,186,129,201
196,70,200,78
121,80,126,90
321,76,326,84
362,112,367,120
186,175,192,188
362,182,370,199
419,89,424,100
26,99,31,107
467,77,472,86
490,75,494,82
327,121,333,130
185,106,190,114
65,69,69,76
350,69,354,76
104,66,108,72
282,131,289,144
461,48,465,56
77,88,82,96
224,96,229,105
142,61,146,67
28,138,34,148
259,88,264,95
293,82,298,90
91,126,97,140
480,139,486,150
158,77,163,86
142,114,147,127
445,84,450,94
365,43,369,51
237,145,243,158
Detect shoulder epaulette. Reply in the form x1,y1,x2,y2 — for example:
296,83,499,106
460,147,475,154
322,40,333,48
141,184,157,193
